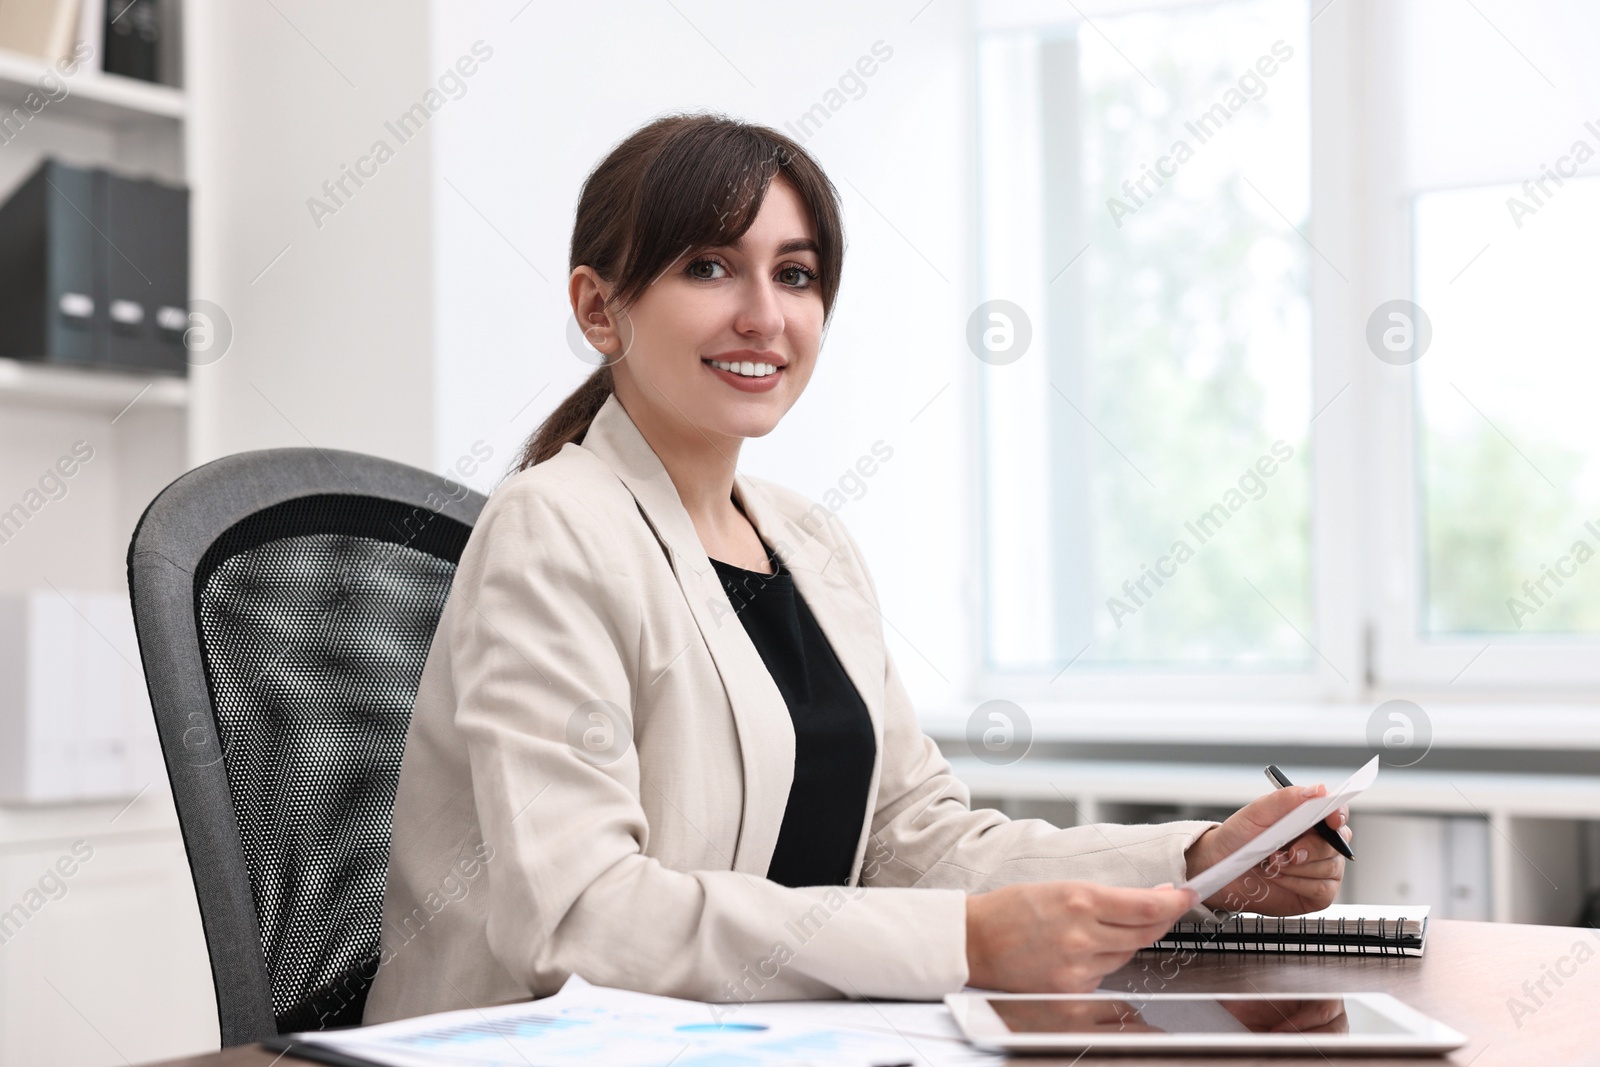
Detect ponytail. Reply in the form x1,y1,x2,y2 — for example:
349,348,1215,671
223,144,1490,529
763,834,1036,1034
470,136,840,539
512,366,613,471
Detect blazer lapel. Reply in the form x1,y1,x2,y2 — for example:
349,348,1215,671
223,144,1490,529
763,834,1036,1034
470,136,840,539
577,394,792,876
578,393,888,884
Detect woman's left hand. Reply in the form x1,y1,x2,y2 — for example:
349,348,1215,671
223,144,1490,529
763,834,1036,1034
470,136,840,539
1182,785,1352,915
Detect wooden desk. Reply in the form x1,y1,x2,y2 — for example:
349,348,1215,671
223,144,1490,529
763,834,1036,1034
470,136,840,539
138,919,1598,1066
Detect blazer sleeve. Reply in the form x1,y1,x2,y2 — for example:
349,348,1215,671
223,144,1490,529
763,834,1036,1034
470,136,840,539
818,510,1222,919
446,479,971,1004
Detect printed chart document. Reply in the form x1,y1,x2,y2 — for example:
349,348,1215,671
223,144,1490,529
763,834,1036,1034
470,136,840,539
1180,756,1379,903
273,974,1003,1067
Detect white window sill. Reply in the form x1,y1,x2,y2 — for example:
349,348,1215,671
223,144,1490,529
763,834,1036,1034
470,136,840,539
917,699,1600,751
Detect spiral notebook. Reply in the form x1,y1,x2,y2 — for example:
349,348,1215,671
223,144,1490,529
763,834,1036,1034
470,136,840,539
1149,904,1430,956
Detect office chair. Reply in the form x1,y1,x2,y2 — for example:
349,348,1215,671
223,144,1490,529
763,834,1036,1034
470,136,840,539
126,448,488,1045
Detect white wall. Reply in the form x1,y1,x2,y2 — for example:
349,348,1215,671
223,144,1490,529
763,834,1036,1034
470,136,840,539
428,0,978,711
187,0,435,468
187,1,980,711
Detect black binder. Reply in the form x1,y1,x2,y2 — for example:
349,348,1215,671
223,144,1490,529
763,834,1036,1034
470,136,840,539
0,158,189,375
104,0,161,83
0,160,101,367
100,167,189,374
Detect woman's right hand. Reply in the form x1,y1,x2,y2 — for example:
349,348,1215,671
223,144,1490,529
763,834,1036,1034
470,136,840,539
964,881,1198,992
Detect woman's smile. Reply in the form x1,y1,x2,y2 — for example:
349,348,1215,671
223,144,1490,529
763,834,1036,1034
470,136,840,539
703,349,786,393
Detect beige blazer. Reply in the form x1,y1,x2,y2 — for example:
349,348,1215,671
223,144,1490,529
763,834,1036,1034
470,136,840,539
362,392,1218,1024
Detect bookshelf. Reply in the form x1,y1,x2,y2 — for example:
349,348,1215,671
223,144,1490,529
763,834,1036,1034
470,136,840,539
0,8,214,1065
0,45,184,124
0,26,189,600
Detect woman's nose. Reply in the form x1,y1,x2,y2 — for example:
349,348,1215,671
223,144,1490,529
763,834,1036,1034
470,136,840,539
732,278,785,338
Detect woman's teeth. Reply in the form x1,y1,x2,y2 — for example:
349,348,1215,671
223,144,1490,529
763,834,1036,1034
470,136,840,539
709,359,779,378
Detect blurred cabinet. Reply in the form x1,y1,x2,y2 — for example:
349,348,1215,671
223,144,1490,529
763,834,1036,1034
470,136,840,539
0,19,206,1066
0,789,217,1066
1340,813,1491,921
952,756,1600,929
0,592,164,804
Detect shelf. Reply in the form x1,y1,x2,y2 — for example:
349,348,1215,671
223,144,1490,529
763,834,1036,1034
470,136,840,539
0,783,179,850
948,756,1600,924
947,757,1600,819
0,47,184,125
0,356,187,412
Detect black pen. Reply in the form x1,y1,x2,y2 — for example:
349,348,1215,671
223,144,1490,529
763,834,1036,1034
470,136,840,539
1264,764,1355,861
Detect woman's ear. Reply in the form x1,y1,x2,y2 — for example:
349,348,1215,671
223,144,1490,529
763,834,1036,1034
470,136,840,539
569,265,620,356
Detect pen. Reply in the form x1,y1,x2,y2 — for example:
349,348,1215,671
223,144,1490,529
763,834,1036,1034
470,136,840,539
1264,764,1355,861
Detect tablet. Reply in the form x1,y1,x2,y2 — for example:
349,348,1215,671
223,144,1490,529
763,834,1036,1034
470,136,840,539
945,991,1467,1055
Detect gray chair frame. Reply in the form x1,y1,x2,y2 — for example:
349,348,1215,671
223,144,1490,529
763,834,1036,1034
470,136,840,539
125,447,488,1046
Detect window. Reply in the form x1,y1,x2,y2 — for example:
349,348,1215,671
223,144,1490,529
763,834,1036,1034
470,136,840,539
1414,181,1600,639
977,0,1319,694
1371,0,1600,689
974,0,1600,698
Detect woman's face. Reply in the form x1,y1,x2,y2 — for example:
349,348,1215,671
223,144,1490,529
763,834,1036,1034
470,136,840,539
603,175,825,443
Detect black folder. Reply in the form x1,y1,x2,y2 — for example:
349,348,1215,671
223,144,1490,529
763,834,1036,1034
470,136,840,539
0,158,189,375
0,160,100,367
100,167,189,374
104,0,162,83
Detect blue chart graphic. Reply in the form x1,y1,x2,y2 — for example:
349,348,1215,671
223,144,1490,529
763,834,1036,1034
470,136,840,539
349,998,915,1066
400,1013,586,1048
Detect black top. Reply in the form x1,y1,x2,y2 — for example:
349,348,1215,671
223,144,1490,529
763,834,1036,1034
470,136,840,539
709,538,877,888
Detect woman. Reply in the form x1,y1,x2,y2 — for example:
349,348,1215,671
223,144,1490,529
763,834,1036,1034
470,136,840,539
362,113,1350,1024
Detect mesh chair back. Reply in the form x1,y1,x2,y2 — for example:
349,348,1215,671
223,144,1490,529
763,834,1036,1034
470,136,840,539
127,449,488,1044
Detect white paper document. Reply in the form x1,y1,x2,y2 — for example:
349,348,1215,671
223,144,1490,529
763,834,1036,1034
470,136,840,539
285,974,1003,1067
1179,756,1378,903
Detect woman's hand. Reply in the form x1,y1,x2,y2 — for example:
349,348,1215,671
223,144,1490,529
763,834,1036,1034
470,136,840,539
1183,784,1353,916
965,882,1198,993
1222,996,1349,1034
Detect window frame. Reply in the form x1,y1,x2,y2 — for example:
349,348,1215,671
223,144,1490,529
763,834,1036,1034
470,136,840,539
968,0,1600,710
1359,4,1600,692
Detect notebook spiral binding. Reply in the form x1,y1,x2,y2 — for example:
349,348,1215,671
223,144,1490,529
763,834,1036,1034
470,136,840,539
1146,909,1427,956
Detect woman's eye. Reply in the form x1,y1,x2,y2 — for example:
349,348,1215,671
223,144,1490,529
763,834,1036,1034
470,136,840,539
780,265,818,288
687,257,817,288
687,257,726,280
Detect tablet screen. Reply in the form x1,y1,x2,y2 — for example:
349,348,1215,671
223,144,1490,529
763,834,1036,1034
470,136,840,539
988,996,1400,1036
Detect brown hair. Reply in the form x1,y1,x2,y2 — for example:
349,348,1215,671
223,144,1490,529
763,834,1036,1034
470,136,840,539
512,112,846,471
